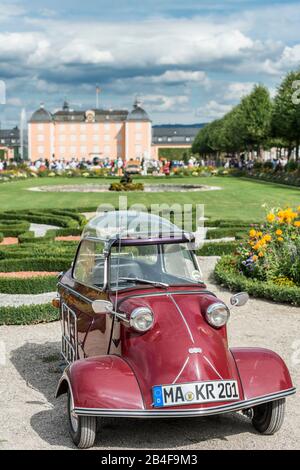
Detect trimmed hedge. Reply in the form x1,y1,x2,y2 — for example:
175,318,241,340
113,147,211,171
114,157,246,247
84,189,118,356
0,257,72,272
214,256,300,306
0,221,31,237
197,241,238,256
0,303,59,325
206,227,248,240
0,276,57,294
18,229,57,244
205,219,260,228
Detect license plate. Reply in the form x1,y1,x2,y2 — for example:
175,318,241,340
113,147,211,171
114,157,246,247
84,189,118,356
152,380,239,408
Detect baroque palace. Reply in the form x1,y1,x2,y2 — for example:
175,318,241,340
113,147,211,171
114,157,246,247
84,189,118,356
28,99,199,163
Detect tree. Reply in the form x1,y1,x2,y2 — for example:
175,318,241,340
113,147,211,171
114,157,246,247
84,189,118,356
272,70,300,160
238,85,273,158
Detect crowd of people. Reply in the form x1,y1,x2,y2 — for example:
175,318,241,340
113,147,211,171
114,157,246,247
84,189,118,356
0,154,292,175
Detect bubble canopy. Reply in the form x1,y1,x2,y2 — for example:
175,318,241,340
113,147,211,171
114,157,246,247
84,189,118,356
82,211,193,245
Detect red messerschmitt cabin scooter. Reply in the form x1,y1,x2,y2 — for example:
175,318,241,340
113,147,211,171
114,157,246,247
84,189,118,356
54,211,295,448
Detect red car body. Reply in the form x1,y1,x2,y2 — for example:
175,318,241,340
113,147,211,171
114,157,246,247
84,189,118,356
55,211,295,447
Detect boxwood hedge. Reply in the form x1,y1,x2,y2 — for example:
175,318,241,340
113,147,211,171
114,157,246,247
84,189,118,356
197,241,238,256
214,255,300,306
0,303,59,325
0,275,58,294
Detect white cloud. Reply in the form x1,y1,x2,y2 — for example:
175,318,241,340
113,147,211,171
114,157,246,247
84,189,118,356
143,70,209,85
196,100,232,121
224,82,254,101
0,16,261,70
143,94,189,112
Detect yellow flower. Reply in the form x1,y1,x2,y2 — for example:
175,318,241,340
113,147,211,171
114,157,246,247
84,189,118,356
276,229,283,236
257,231,263,238
253,243,260,251
264,234,272,242
277,237,284,242
252,255,258,261
249,229,257,238
266,213,275,223
258,252,264,258
294,221,300,228
298,206,300,212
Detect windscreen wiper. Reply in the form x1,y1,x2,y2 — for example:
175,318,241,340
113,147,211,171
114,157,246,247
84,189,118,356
119,277,169,289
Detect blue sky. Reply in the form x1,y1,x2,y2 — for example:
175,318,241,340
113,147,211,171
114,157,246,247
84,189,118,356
0,0,300,127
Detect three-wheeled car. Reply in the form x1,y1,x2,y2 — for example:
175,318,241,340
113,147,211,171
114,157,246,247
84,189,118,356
54,211,295,448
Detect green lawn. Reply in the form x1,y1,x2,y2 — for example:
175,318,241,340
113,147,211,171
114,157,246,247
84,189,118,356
0,176,299,220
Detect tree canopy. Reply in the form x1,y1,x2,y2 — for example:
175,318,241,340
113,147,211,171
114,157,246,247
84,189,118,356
192,72,300,160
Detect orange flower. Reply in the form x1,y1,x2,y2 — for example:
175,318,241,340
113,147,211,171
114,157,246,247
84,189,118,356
294,221,300,228
276,229,283,236
249,229,257,238
258,252,264,258
252,255,258,261
266,213,275,223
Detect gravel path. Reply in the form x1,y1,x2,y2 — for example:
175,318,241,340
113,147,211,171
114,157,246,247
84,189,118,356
0,256,299,450
30,223,60,237
0,292,56,307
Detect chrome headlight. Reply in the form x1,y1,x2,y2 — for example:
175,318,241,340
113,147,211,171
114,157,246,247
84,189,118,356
205,302,230,328
130,307,154,332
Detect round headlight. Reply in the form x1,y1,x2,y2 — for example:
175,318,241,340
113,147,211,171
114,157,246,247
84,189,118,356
205,302,230,328
130,307,154,332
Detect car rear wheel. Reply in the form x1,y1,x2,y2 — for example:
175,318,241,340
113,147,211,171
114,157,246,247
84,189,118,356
252,398,286,435
67,391,97,449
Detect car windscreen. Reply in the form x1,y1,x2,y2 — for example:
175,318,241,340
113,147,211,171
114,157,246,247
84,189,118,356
109,243,202,289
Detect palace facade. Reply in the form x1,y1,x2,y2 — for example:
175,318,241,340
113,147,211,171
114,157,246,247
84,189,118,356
28,100,152,162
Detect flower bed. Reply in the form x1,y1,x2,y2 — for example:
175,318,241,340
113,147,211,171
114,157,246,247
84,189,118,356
215,256,300,305
214,206,300,305
109,182,144,191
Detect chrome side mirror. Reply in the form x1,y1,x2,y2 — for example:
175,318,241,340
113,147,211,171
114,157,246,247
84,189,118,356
230,292,249,307
92,300,113,314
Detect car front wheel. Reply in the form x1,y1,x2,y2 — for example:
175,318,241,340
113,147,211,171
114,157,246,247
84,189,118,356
67,391,97,448
252,398,286,435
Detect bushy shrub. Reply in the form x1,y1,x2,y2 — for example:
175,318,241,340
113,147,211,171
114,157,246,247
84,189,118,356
214,256,300,305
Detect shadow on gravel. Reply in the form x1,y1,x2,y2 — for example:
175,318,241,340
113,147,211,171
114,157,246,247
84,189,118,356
11,341,253,450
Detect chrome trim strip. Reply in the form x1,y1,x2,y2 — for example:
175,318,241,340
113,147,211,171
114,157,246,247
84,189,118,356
169,294,195,344
74,388,296,418
57,282,93,304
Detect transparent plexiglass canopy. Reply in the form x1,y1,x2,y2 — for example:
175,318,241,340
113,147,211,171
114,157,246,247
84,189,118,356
82,210,191,242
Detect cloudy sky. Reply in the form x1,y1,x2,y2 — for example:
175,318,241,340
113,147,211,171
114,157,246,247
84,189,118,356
0,0,300,127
